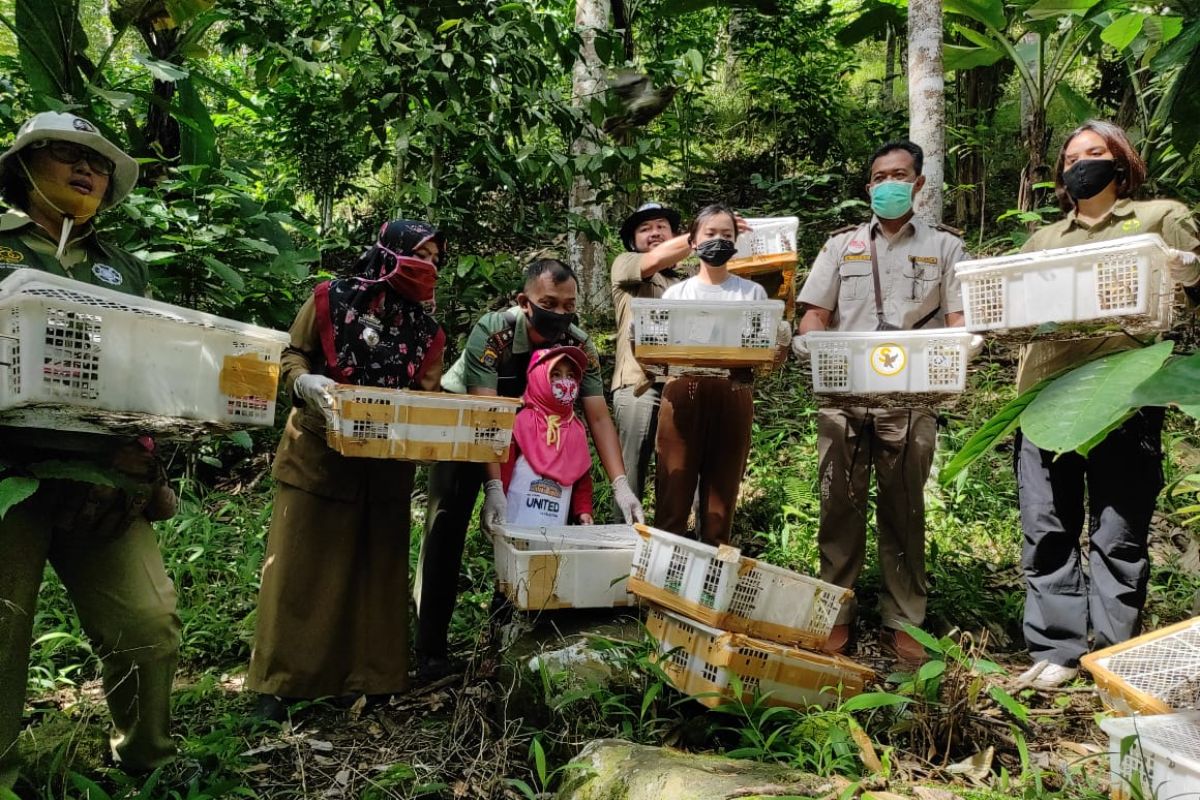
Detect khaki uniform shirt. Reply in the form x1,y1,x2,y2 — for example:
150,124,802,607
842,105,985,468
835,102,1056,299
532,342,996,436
1016,198,1200,392
798,216,966,332
441,307,604,399
609,251,690,391
0,210,150,296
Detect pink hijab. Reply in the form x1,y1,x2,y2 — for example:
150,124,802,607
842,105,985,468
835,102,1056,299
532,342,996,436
513,346,592,486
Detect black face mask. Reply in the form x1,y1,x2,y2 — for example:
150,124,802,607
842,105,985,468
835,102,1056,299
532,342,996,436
1063,159,1117,201
526,303,575,340
694,238,737,266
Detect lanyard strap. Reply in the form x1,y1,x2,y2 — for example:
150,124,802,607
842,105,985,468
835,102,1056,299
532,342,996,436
868,229,897,330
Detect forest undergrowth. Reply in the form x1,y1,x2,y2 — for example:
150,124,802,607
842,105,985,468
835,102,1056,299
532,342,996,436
10,353,1200,800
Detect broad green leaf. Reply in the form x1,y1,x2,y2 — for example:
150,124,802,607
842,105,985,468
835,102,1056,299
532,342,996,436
944,44,1005,71
939,381,1047,486
1152,20,1200,71
902,624,940,651
68,773,113,800
1143,16,1183,47
1024,0,1101,20
162,0,215,26
1022,342,1173,455
236,237,279,256
1101,12,1146,51
1055,82,1097,122
87,83,135,111
28,460,116,486
1169,45,1200,158
1130,351,1200,408
955,24,1004,50
133,53,189,82
836,1,905,46
228,431,253,450
436,18,463,33
989,685,1030,722
15,0,90,104
945,0,1006,30
841,692,911,711
0,476,39,519
202,256,245,291
175,78,218,167
918,660,946,682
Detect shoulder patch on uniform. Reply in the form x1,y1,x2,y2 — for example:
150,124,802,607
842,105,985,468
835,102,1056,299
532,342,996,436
92,263,123,286
0,246,23,264
934,222,964,237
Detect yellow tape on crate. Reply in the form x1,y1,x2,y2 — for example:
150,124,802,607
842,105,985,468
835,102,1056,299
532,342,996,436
219,354,280,399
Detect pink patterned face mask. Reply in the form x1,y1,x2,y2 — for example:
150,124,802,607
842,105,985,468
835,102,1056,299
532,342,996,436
551,376,579,405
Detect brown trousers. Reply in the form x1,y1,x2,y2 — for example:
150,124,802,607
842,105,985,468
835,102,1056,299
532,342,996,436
817,407,937,630
654,376,754,546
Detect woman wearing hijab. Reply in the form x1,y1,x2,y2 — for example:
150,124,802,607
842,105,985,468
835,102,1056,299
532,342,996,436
501,346,594,526
248,220,446,717
1011,121,1200,690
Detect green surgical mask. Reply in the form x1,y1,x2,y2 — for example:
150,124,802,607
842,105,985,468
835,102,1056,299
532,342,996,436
870,180,915,220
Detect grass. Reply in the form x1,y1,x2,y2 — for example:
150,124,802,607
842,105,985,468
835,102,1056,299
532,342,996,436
8,356,1200,798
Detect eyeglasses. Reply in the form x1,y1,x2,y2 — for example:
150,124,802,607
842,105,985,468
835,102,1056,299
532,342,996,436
29,140,116,176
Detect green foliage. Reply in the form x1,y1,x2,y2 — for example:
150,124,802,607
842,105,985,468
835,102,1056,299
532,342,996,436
1021,341,1173,454
939,380,1046,486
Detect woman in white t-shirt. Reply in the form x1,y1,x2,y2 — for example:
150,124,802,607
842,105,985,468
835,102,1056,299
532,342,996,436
655,204,784,545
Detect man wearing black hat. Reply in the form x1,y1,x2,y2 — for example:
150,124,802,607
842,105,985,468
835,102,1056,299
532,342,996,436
609,202,692,509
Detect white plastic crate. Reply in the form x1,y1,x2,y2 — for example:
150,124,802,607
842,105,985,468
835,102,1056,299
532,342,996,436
729,217,799,271
628,524,850,650
0,269,289,436
1082,617,1200,715
326,386,520,462
630,298,785,368
494,525,640,611
804,329,975,399
646,606,873,710
955,234,1173,334
1103,712,1200,800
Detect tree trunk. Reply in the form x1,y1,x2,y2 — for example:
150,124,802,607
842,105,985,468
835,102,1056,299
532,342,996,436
907,0,944,223
1017,31,1049,213
882,27,896,108
568,0,611,313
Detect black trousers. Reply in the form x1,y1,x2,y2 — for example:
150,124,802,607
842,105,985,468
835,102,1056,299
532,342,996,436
1014,410,1164,667
414,461,486,659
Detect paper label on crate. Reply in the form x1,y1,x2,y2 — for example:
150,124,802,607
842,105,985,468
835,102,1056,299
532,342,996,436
869,344,907,377
219,353,281,399
686,314,716,343
506,456,572,526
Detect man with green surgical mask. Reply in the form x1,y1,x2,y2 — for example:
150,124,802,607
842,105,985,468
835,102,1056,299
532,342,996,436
794,140,969,667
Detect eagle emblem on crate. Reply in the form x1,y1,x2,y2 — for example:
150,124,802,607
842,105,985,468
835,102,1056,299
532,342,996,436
870,344,907,377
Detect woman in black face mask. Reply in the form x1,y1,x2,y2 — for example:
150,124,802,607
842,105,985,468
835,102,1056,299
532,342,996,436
653,204,790,546
1010,120,1200,691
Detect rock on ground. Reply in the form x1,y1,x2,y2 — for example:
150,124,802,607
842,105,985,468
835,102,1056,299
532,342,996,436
556,738,831,800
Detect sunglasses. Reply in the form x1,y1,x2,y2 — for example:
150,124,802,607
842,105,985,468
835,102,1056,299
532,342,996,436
30,140,116,177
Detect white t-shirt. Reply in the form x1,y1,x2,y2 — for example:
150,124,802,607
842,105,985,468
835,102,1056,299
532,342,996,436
662,273,768,302
506,455,573,526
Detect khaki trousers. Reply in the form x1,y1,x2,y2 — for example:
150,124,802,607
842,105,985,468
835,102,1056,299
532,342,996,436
817,407,936,630
654,376,754,546
0,483,180,787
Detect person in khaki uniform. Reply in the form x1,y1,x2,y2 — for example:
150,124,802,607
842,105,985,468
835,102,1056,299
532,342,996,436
797,140,967,665
610,203,690,510
1011,121,1200,690
247,220,446,718
0,112,180,788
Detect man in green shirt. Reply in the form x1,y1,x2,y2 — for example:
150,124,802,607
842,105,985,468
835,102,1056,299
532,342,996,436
416,259,643,679
0,112,179,789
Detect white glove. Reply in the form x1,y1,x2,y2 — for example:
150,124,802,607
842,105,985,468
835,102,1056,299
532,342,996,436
481,479,507,537
1168,249,1200,287
611,475,645,524
968,334,985,358
294,374,336,411
791,334,809,361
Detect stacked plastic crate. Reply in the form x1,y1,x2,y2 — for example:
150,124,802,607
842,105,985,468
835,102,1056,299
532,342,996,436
1081,618,1200,799
628,524,873,710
